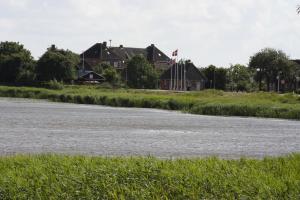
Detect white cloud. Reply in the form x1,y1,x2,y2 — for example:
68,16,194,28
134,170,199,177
0,0,299,66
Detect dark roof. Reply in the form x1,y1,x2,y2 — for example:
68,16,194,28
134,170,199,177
147,45,170,63
80,43,102,58
78,70,105,81
160,62,207,81
291,60,300,65
78,60,93,70
81,43,170,63
110,47,147,60
78,69,93,77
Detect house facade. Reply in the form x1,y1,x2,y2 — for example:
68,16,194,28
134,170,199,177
80,42,171,71
160,61,207,91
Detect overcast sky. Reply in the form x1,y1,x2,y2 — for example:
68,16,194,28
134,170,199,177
0,0,299,67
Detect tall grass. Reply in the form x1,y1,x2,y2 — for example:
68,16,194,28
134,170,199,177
1,85,300,119
0,154,299,199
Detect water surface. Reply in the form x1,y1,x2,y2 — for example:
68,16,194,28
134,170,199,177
0,98,299,158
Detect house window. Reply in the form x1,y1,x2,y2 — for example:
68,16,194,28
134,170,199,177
114,62,119,68
89,74,94,79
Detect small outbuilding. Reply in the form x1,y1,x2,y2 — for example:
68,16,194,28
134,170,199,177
77,69,105,83
160,61,207,91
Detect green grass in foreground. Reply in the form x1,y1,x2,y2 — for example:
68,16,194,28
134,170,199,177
1,85,300,119
0,154,299,199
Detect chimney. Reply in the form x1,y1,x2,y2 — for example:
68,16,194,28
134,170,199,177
50,44,56,50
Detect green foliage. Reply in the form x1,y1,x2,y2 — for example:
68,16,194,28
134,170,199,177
45,79,64,90
36,45,79,82
103,67,120,85
91,63,112,74
202,65,227,90
227,64,253,91
126,55,158,89
0,154,299,199
249,48,299,91
0,41,35,83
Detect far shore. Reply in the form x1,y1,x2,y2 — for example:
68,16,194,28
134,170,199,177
1,85,300,120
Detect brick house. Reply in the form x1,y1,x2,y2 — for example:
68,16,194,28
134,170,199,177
80,42,171,71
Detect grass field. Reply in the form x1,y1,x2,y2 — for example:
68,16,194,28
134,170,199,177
0,154,299,199
1,85,300,119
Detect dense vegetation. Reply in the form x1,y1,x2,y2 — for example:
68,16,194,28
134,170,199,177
1,41,300,92
36,45,79,82
0,41,35,83
0,154,299,199
201,49,300,92
126,55,158,89
1,85,300,120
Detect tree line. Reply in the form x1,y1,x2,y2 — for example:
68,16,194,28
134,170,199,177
1,41,300,92
201,48,300,92
0,41,158,88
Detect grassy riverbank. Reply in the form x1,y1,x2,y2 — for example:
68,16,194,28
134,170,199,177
0,154,299,199
1,85,300,119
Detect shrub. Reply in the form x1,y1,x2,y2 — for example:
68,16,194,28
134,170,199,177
46,79,64,90
168,99,181,110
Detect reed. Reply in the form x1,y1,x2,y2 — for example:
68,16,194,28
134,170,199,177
1,85,300,120
0,154,299,199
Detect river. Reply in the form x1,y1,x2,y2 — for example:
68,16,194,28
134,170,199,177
0,98,299,158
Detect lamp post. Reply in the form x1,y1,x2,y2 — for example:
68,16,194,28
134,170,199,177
277,71,282,93
277,75,280,93
257,68,262,91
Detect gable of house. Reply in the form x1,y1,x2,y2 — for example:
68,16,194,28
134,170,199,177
78,70,105,82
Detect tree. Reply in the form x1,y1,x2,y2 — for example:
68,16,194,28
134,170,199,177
249,48,292,91
227,64,252,91
126,55,158,89
92,63,111,75
36,45,79,82
103,67,120,85
0,41,35,83
202,65,227,90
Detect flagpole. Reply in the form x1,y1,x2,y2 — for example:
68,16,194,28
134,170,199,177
175,52,177,91
181,59,183,91
183,61,186,91
176,50,179,90
170,57,173,90
174,56,177,90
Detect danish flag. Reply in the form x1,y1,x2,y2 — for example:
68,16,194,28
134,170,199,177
172,49,178,57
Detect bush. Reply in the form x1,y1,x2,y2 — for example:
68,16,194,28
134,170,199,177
46,79,64,90
97,82,113,89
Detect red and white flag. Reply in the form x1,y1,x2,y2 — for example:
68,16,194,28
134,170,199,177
172,49,178,57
